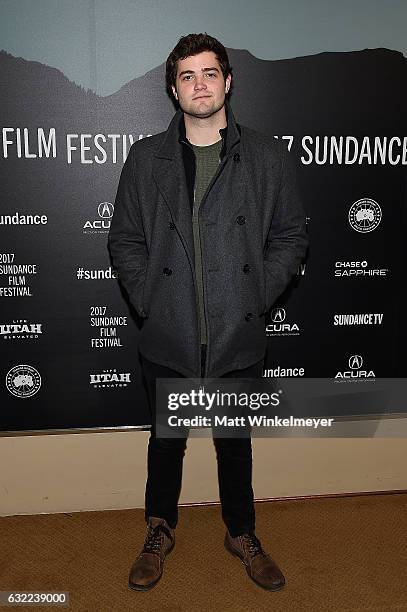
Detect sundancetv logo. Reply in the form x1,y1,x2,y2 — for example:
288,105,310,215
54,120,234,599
333,313,383,326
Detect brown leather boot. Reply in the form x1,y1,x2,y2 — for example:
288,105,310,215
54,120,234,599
224,531,285,591
128,517,175,591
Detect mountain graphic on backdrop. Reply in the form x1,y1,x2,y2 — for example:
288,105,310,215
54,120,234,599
1,47,406,138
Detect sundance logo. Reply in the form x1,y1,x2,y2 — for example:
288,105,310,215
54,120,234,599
263,365,305,378
335,355,375,380
0,212,48,225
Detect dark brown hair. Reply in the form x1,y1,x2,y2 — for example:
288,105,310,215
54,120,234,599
166,33,232,95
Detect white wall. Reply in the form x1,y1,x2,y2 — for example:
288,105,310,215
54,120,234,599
1,425,406,516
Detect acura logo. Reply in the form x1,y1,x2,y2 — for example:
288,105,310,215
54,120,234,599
98,202,114,219
348,355,363,369
271,308,286,323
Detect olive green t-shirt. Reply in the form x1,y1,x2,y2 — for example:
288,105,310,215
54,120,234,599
190,139,223,345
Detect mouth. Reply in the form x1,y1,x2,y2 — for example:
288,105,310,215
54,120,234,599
192,95,211,100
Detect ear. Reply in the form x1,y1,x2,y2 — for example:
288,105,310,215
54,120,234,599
171,85,178,100
225,73,232,94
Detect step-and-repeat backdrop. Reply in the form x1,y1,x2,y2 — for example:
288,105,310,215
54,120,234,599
1,47,406,431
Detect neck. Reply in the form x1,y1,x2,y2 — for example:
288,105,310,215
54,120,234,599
184,105,227,146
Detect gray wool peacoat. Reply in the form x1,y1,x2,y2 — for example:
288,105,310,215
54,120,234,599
108,102,308,378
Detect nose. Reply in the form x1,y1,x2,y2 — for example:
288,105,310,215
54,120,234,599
194,74,207,91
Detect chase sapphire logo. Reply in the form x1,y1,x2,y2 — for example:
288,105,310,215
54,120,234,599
348,198,382,233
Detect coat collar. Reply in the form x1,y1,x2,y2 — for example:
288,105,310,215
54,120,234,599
152,100,241,269
154,99,240,160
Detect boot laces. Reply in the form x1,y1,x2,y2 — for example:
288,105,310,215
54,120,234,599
143,524,171,555
242,533,263,558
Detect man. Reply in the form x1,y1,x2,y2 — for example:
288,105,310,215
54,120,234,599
108,33,308,592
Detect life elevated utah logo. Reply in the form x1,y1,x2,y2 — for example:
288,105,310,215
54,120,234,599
335,355,375,380
0,320,42,340
90,368,130,388
348,198,382,233
266,308,300,337
83,202,114,234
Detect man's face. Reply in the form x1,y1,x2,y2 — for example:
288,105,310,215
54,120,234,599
171,50,231,119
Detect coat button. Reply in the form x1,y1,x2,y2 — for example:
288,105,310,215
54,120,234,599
233,153,240,163
169,221,175,230
163,267,172,275
236,215,246,225
245,312,254,322
243,264,251,274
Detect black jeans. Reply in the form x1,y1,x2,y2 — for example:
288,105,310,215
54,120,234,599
140,350,264,538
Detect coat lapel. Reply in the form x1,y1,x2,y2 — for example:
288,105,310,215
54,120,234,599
152,111,195,265
151,102,242,265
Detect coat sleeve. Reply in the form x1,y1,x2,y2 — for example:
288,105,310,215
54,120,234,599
108,144,149,318
263,143,308,312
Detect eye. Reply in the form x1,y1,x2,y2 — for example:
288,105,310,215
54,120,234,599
182,75,194,81
205,72,217,78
